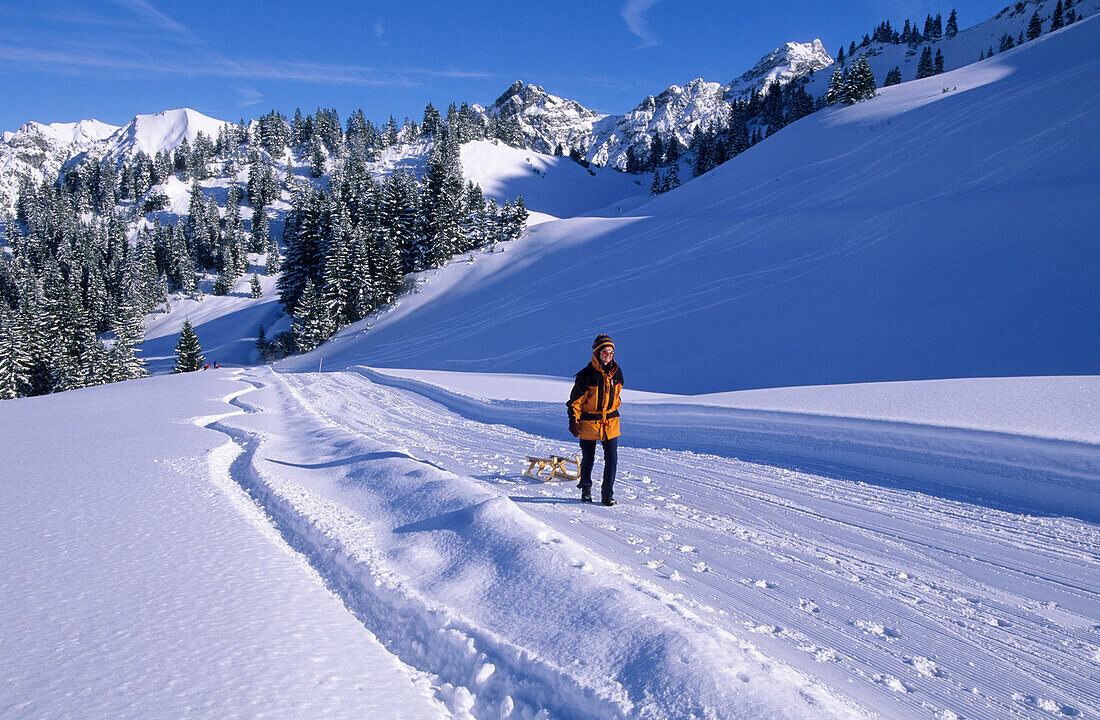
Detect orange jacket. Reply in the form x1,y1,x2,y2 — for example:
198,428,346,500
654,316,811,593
567,355,623,441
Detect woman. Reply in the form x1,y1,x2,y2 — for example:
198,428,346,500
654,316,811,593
567,334,623,506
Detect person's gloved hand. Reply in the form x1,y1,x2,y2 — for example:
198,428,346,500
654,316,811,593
569,419,579,437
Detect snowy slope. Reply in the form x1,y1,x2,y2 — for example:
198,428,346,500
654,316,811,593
298,15,1100,393
807,0,1100,95
459,140,645,220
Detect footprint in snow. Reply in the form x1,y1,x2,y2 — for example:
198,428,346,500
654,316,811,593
742,578,778,590
873,674,914,693
854,620,901,640
905,656,947,678
1013,693,1081,717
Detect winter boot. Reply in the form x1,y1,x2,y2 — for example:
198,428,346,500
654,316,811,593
581,487,593,502
602,496,616,507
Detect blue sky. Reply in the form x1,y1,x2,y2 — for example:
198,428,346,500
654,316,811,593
0,1,1012,131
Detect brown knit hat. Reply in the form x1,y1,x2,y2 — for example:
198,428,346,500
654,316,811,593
592,334,615,353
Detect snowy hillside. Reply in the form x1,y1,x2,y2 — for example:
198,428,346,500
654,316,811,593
807,0,1100,95
298,14,1100,393
459,141,645,220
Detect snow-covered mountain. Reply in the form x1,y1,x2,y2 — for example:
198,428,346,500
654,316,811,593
490,81,608,156
723,39,833,99
99,107,229,162
0,108,229,214
491,39,831,170
585,78,728,168
0,119,119,214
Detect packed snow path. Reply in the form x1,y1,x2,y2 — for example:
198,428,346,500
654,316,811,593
219,367,1099,720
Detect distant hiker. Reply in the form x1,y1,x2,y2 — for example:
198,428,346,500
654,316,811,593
567,334,623,506
203,363,209,370
213,361,220,369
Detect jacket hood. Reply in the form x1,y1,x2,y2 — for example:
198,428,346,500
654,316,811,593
590,353,618,376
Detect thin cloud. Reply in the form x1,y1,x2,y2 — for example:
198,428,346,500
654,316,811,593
0,42,492,87
234,86,264,108
621,0,663,48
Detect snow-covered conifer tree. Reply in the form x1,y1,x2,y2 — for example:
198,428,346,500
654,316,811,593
292,279,333,352
173,319,204,373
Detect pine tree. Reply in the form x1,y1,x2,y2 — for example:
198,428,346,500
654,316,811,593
255,325,269,362
173,319,205,373
945,9,958,37
421,129,465,267
1051,0,1065,29
309,134,326,178
264,234,281,274
250,204,270,254
109,302,147,381
1026,11,1043,40
0,311,21,399
848,57,877,102
277,190,326,314
826,66,846,104
292,279,333,352
511,197,528,237
999,33,1015,52
884,67,903,86
250,274,262,298
934,49,945,75
916,46,935,78
664,163,680,192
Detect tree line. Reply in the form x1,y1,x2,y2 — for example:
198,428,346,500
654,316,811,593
0,104,528,398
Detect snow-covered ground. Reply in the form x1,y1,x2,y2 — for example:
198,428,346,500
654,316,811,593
4,9,1099,720
4,367,1096,719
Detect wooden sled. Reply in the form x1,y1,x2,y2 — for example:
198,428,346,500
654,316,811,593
524,453,581,481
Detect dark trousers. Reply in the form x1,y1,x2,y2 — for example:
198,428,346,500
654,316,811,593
578,438,618,499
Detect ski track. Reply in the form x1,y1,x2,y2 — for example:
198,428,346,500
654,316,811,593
214,368,1099,720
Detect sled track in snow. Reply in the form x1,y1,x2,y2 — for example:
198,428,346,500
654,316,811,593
202,374,636,720
274,368,1099,720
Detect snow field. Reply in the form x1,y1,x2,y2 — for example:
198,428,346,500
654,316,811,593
218,367,1099,719
353,367,1100,523
0,373,447,720
215,367,867,719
